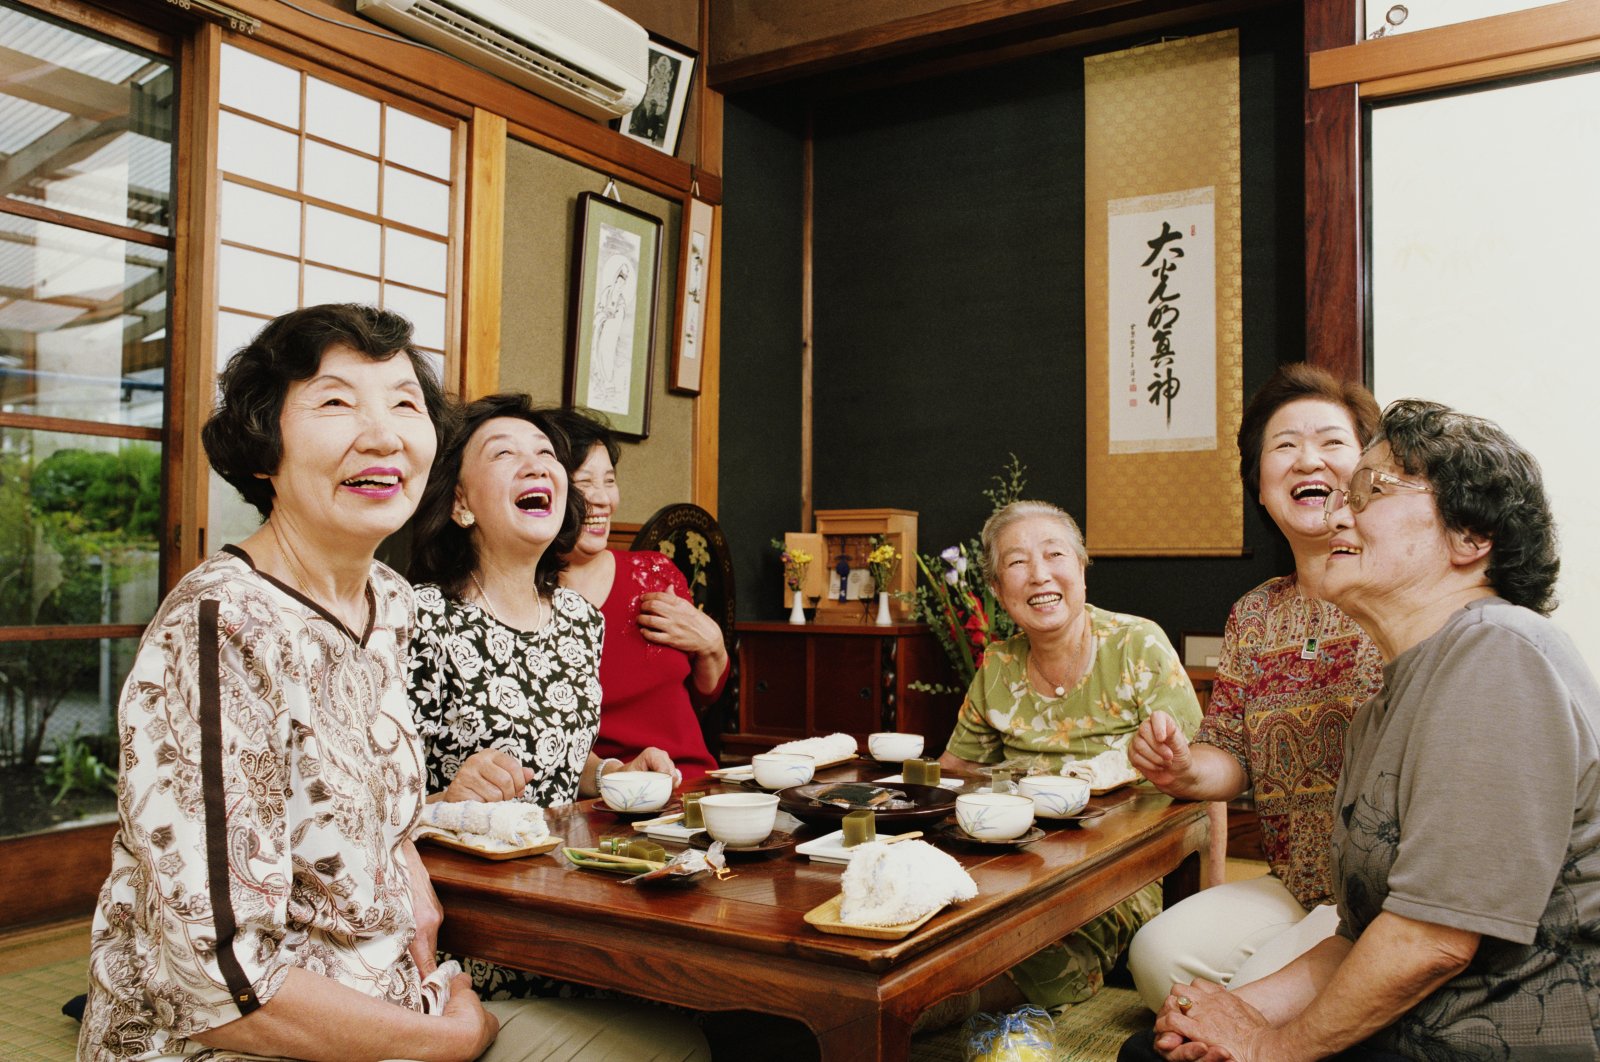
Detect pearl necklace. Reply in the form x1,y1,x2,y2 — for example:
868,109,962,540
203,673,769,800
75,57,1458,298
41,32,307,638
469,570,543,632
1029,626,1093,698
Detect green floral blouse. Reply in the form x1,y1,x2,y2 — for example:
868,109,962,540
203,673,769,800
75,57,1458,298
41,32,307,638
945,604,1202,770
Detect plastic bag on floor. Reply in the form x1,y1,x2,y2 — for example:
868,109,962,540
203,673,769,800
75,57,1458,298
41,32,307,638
962,1005,1056,1062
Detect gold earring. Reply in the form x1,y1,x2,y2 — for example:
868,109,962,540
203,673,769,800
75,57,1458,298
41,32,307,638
456,511,475,528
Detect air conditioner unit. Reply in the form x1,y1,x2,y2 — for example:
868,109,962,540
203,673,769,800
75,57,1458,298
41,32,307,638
357,0,647,121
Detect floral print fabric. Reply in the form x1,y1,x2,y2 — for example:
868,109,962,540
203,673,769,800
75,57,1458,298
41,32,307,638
1194,575,1383,909
944,604,1203,769
78,548,427,1061
409,585,604,805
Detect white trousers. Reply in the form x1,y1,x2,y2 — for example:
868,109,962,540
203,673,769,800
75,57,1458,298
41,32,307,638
1126,873,1340,1012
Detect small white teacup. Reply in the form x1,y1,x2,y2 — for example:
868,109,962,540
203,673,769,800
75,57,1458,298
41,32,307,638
867,732,924,763
955,792,1035,841
598,769,672,813
699,792,779,846
1018,774,1091,819
752,752,815,789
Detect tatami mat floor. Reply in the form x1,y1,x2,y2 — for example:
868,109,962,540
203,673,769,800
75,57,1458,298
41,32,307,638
3,861,1269,1062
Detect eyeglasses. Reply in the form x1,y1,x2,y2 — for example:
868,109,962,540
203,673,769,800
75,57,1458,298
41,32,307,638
1323,466,1434,523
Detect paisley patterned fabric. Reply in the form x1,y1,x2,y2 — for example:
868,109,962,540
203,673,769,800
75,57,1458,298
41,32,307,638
409,584,604,806
1194,575,1383,909
78,548,427,1061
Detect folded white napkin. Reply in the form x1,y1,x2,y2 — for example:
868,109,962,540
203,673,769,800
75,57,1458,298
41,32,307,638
838,839,977,927
1062,748,1139,789
769,732,858,762
418,800,549,848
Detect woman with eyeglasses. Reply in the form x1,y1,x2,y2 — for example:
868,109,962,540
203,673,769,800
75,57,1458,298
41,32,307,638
1126,365,1385,1011
1123,400,1600,1061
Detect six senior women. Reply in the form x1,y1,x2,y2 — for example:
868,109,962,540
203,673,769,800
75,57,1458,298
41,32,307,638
544,407,729,785
936,500,1204,1017
79,306,707,1061
1125,401,1600,1061
1127,365,1385,1009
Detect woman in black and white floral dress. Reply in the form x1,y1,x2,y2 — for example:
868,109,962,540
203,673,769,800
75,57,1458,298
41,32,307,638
408,392,675,809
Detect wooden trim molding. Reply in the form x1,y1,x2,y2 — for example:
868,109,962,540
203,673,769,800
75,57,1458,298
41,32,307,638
0,412,160,442
0,820,116,930
1309,0,1600,93
1304,0,1363,381
463,109,506,400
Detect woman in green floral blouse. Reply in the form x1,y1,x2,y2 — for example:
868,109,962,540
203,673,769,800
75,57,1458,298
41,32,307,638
935,500,1203,1017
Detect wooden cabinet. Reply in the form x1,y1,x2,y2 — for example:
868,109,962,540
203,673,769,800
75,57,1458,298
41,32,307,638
731,620,963,757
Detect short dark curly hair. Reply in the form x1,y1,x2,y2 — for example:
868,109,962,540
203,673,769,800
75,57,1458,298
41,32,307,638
1238,363,1380,496
1374,399,1560,615
407,393,587,599
539,406,621,472
202,304,451,518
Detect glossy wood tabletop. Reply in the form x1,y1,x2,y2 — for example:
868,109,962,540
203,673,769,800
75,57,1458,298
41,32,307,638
423,763,1208,1061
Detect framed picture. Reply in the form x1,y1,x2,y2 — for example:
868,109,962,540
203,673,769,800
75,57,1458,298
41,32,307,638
566,191,662,440
613,34,696,155
669,196,714,395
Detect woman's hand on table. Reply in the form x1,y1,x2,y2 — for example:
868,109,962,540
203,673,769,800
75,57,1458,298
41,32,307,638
1131,711,1203,793
1153,980,1270,1062
443,749,534,803
623,745,681,785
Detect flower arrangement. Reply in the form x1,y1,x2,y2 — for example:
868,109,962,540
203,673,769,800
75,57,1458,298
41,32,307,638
771,538,813,593
866,537,901,595
908,455,1028,693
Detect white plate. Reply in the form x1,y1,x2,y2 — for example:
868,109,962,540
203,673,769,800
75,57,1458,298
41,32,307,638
644,821,706,842
794,828,921,864
873,774,965,791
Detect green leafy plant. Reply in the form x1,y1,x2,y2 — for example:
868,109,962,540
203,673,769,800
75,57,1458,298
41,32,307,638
906,455,1028,694
43,723,118,806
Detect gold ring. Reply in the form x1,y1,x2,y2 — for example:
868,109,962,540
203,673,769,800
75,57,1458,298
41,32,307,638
1176,995,1194,1014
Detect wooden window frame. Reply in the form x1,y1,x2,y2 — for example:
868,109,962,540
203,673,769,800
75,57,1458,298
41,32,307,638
1304,0,1597,380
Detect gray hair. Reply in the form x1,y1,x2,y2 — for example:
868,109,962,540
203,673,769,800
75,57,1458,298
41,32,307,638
980,501,1089,587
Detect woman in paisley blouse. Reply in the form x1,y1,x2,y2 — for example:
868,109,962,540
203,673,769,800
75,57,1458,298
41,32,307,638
408,392,675,808
542,407,728,785
78,305,707,1062
1126,365,1384,1012
928,500,1203,1021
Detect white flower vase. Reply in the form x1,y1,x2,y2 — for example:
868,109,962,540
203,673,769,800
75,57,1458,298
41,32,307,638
788,593,807,625
875,591,893,625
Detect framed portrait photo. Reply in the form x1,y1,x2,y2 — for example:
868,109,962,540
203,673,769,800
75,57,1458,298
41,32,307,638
669,196,714,395
566,191,662,440
613,34,697,155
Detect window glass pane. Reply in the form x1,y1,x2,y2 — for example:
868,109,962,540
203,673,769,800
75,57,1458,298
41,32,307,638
304,265,379,307
383,284,445,350
1369,69,1600,672
305,207,380,275
1364,0,1565,38
0,428,162,628
304,141,378,213
384,228,447,292
216,310,263,373
383,166,450,234
220,181,300,257
0,6,176,236
306,77,380,156
217,244,298,317
208,468,263,552
385,107,453,179
219,43,300,127
218,111,299,191
0,213,169,428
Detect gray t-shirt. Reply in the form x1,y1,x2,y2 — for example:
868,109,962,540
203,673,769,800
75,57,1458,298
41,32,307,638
1332,597,1600,1059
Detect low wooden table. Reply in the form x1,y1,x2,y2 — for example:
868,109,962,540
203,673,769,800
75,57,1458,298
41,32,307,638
423,766,1207,1061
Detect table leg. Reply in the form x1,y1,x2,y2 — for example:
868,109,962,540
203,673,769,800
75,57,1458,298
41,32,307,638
807,1000,915,1062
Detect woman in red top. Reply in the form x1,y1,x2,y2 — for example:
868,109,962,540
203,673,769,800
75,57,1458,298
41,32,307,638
546,408,728,783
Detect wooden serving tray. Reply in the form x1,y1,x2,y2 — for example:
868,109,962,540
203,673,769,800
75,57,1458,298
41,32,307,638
803,894,942,940
416,833,563,861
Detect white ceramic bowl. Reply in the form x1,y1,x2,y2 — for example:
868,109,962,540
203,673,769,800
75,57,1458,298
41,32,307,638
867,732,925,762
1018,775,1091,819
598,770,672,813
955,793,1035,840
752,752,815,789
699,792,779,846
